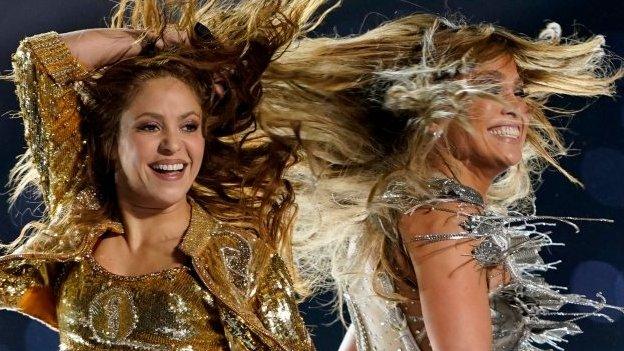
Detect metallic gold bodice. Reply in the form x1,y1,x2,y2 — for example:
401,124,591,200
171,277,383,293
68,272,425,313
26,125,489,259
57,256,227,350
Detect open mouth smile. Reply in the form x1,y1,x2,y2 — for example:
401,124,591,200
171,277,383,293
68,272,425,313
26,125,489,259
148,161,188,180
150,163,186,173
487,125,521,140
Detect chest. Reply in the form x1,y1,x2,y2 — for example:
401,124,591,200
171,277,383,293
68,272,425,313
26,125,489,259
56,257,227,350
92,233,187,277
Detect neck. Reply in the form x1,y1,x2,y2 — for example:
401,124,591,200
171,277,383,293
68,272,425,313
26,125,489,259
433,158,498,200
116,196,191,253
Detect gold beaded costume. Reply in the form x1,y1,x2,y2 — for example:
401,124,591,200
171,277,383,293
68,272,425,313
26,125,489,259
0,32,314,351
59,254,227,350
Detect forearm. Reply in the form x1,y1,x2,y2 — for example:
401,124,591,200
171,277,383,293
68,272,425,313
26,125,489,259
60,28,144,70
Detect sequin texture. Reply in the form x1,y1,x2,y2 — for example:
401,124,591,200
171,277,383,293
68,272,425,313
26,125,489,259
57,256,227,350
345,178,623,351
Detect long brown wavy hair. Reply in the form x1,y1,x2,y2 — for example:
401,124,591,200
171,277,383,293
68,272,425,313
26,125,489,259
5,0,333,281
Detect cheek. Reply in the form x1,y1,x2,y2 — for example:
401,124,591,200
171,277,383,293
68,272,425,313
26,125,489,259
444,123,473,159
467,99,498,129
117,133,157,169
188,134,206,167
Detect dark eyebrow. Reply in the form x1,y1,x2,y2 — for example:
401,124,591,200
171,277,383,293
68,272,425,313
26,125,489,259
135,111,200,120
477,70,524,86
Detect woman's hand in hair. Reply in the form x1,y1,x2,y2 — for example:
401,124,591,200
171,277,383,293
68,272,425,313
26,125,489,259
152,25,190,50
59,25,191,71
60,28,150,70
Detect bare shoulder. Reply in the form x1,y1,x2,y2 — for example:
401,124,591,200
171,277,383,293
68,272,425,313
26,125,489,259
398,201,479,239
398,201,481,262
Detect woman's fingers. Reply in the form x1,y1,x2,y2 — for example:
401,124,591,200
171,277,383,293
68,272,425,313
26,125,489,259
164,25,190,46
153,25,190,49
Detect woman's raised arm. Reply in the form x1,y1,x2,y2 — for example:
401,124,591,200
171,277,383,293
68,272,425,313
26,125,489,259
59,28,144,70
11,32,90,210
10,26,190,211
60,27,188,70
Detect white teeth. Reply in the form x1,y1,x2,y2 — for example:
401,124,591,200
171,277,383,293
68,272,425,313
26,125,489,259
152,163,184,171
489,126,520,138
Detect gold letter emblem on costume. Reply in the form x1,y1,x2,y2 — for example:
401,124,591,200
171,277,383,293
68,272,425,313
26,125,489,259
89,287,138,342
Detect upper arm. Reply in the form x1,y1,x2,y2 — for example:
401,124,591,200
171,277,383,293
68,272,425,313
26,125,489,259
11,32,88,211
399,205,492,350
213,226,314,350
255,252,314,351
0,257,58,327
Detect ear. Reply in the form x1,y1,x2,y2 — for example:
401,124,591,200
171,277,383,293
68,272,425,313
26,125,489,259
427,123,443,138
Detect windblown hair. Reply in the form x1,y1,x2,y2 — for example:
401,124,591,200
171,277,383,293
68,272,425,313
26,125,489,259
259,14,622,304
4,0,333,282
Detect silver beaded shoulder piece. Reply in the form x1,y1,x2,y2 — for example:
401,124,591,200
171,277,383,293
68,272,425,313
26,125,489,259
392,178,623,351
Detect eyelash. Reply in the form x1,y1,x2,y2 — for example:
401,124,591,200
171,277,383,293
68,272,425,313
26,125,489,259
474,76,526,98
137,122,200,133
513,88,527,98
138,123,159,132
488,86,526,98
181,122,199,132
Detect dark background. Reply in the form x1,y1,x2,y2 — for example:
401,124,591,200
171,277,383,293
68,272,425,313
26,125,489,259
0,1,623,350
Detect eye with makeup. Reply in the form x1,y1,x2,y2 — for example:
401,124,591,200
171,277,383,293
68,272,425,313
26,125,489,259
134,119,200,133
137,121,160,132
513,85,527,98
471,71,526,100
181,120,200,133
470,74,504,95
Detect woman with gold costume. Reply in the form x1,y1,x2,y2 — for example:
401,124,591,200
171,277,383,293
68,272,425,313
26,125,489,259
0,0,329,349
261,14,624,350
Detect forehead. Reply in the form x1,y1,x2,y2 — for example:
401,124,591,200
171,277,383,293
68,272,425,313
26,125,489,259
126,76,202,110
473,55,521,82
136,76,196,97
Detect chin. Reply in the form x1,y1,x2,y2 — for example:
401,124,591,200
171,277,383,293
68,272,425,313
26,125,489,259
497,153,523,169
144,189,189,208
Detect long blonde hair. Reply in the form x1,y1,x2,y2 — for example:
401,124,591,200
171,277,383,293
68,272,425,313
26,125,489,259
259,14,622,304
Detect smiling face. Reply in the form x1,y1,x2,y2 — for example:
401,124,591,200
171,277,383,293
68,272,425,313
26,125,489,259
115,76,205,209
443,55,529,177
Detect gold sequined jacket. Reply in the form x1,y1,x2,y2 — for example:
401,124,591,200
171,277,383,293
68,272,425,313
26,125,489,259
0,32,314,351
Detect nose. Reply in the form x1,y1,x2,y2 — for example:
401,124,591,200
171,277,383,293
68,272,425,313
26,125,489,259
502,105,518,118
501,93,527,120
158,129,182,155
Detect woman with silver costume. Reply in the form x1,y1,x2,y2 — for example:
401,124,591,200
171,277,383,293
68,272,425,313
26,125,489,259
260,15,624,350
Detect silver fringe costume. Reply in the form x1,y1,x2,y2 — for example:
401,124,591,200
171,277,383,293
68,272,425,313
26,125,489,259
345,178,623,351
